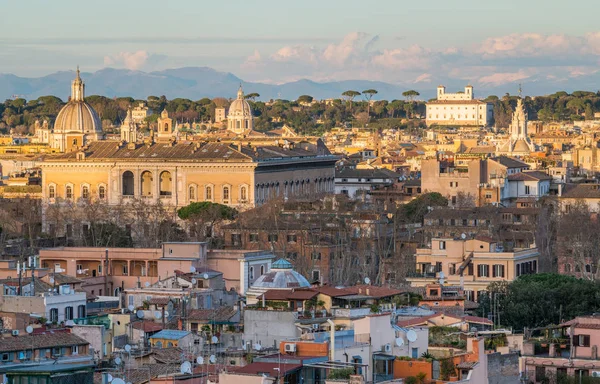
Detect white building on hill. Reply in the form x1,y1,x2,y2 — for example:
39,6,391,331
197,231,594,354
426,85,493,127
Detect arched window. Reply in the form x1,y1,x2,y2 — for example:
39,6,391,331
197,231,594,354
66,185,73,199
159,171,172,196
249,266,254,280
122,171,134,196
240,186,247,201
98,185,106,199
565,264,571,273
48,185,56,198
82,185,89,199
189,185,196,201
206,185,213,201
164,123,169,132
155,341,163,349
223,186,230,203
260,266,265,275
586,264,592,273
141,171,153,197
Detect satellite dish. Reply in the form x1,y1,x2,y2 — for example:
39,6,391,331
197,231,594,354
407,330,418,342
49,278,55,284
106,374,113,383
439,272,445,279
191,278,197,284
211,336,219,344
461,233,466,240
203,273,209,280
196,356,204,364
65,320,75,327
25,326,33,334
364,277,371,285
128,305,134,312
124,344,131,353
145,282,151,287
180,361,192,374
164,311,169,317
190,266,196,273
115,357,122,365
254,343,262,351
112,379,125,384
209,355,216,364
395,337,404,347
154,311,162,320
136,310,145,319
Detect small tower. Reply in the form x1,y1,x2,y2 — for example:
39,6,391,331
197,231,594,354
157,109,173,141
437,85,446,99
464,85,474,100
120,108,137,143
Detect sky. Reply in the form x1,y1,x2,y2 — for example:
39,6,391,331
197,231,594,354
2,0,600,88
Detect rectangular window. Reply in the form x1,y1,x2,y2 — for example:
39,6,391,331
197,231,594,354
312,270,320,281
477,264,489,277
249,233,259,242
439,241,446,250
578,334,591,347
287,234,297,243
268,234,278,242
231,234,242,246
525,185,531,195
311,252,322,260
71,346,79,355
492,264,505,278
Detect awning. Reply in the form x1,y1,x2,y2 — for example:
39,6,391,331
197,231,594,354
373,353,395,361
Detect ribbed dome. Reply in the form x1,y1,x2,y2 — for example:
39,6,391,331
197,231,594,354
54,101,102,134
228,85,252,117
250,259,310,290
53,68,102,134
228,98,252,117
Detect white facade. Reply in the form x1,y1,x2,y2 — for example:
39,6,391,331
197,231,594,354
426,85,493,127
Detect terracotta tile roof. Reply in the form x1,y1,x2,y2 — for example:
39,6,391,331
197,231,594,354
492,156,529,169
131,320,163,333
47,141,254,162
397,314,438,327
561,184,600,199
259,289,318,301
317,285,404,299
507,171,552,181
148,297,172,306
152,347,195,364
0,332,89,353
462,315,493,325
187,306,238,322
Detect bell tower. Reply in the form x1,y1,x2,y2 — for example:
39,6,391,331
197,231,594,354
157,109,173,141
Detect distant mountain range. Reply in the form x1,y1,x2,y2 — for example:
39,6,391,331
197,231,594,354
1,67,600,102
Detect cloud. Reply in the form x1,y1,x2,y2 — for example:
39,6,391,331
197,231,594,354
104,50,150,70
238,31,600,90
478,70,533,86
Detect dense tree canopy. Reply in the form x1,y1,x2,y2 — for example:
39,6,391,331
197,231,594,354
477,274,600,331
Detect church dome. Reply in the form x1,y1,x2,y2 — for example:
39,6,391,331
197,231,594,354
53,68,102,134
250,259,310,290
228,86,252,118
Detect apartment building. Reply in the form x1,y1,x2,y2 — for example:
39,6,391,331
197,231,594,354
407,237,539,301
